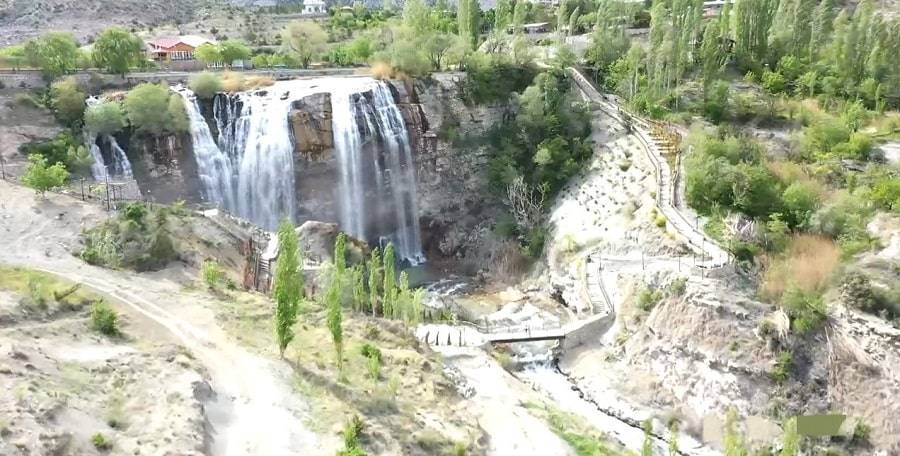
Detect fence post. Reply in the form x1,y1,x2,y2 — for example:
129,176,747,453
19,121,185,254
80,178,85,201
105,174,110,211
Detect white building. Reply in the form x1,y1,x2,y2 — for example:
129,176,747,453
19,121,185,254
302,0,326,15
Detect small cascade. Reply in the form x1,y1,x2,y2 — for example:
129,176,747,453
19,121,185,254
83,96,134,181
177,89,238,212
105,135,133,178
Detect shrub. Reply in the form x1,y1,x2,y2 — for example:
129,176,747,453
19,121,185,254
91,432,112,450
771,351,793,384
853,420,872,444
22,154,68,196
220,71,245,92
189,72,223,99
781,286,827,334
338,415,365,456
667,277,687,297
91,300,120,336
49,77,86,125
80,204,178,271
123,202,147,224
201,259,225,290
637,286,663,312
84,101,127,136
654,213,667,228
781,182,821,229
124,83,179,136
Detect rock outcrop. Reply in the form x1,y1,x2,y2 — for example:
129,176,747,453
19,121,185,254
289,93,333,161
296,220,369,265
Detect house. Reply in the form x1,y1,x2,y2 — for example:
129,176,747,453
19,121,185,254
302,0,326,15
146,35,215,62
521,22,551,34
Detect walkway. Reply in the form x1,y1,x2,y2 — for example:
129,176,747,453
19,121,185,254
567,67,729,268
415,313,611,347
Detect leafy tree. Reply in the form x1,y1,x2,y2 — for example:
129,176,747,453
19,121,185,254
273,219,302,358
167,95,189,134
92,27,145,76
218,40,251,66
124,83,173,136
641,419,653,456
49,77,86,126
189,72,223,99
24,32,80,80
761,70,786,94
382,243,396,318
456,0,481,50
732,0,777,71
22,154,68,196
193,43,223,66
703,80,730,123
282,21,328,68
84,101,126,135
781,182,820,228
326,235,346,373
250,54,270,69
424,33,456,70
367,247,381,315
65,145,94,175
0,45,27,70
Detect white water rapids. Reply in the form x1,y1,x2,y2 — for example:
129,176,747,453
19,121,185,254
84,97,134,181
178,77,424,263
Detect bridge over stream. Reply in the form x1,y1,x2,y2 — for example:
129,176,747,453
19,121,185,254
415,312,612,348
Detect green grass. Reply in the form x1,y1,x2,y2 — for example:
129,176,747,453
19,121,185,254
525,402,625,456
0,265,101,308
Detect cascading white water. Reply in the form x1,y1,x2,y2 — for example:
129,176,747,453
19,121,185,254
177,89,238,212
184,77,424,262
84,97,134,181
331,82,425,264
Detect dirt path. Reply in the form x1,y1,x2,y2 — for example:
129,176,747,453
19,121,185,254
0,180,322,456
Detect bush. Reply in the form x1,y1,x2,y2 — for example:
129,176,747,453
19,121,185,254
91,432,112,450
124,83,181,136
853,420,872,444
49,77,86,125
781,182,821,229
770,351,793,384
201,259,225,290
637,286,663,312
22,154,68,196
189,72,223,99
653,213,667,228
80,204,178,271
338,415,366,456
91,300,120,336
667,277,687,297
84,101,126,135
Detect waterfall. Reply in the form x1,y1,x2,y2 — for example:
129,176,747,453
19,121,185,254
184,77,424,263
331,82,425,264
84,97,134,181
180,86,297,230
177,89,238,212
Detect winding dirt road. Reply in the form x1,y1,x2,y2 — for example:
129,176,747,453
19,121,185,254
0,180,322,456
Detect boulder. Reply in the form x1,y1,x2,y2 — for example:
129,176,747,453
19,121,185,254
289,92,333,161
296,221,369,265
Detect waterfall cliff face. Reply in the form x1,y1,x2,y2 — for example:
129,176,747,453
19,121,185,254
182,77,425,262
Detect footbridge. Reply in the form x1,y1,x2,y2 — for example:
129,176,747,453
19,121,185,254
415,312,612,348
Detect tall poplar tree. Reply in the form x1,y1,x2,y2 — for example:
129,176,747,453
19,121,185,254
382,243,397,319
273,219,303,358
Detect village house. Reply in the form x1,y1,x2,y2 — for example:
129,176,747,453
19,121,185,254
146,35,215,69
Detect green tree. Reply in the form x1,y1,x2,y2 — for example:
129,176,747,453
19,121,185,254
22,154,69,196
219,40,251,66
49,77,86,126
781,182,820,228
124,83,173,136
84,101,126,135
0,45,27,70
382,243,396,318
732,0,777,70
189,72,223,99
334,232,347,277
325,265,344,374
641,419,653,456
723,409,748,456
167,94,189,134
282,21,328,68
194,43,223,66
367,247,381,315
457,0,481,50
65,145,94,175
273,219,303,358
24,32,80,80
251,54,270,69
92,27,145,76
668,420,679,456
